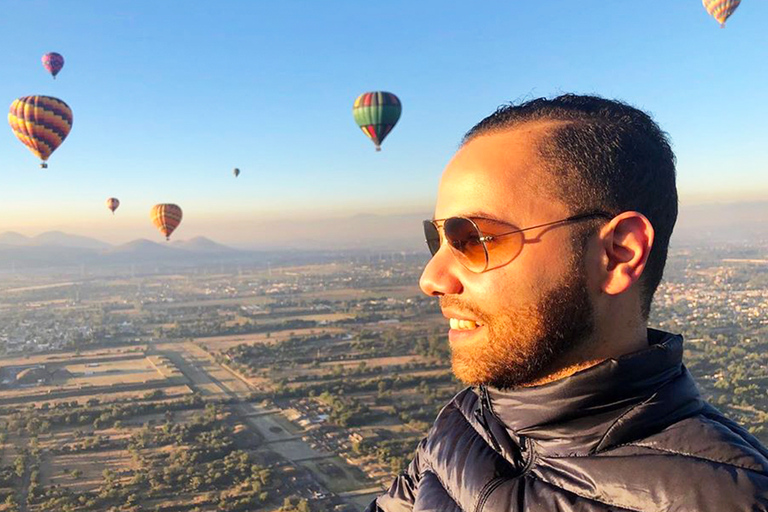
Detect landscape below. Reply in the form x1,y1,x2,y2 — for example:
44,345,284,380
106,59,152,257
0,235,765,512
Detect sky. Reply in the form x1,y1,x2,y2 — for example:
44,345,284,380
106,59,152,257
0,0,766,247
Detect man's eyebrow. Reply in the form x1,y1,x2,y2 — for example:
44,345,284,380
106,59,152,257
433,212,519,226
465,212,517,225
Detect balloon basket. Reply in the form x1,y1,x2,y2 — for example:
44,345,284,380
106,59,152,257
40,162,48,169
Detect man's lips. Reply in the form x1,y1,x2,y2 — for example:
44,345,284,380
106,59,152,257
449,318,480,330
442,310,484,331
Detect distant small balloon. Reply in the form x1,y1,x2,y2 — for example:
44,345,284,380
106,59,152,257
42,52,65,79
150,204,183,241
233,168,240,178
106,198,120,215
703,0,741,27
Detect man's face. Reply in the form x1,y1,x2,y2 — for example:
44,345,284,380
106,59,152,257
420,123,596,388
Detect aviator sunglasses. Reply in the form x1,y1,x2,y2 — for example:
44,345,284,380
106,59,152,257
423,211,613,273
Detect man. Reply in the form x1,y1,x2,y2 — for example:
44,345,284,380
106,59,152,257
365,95,768,511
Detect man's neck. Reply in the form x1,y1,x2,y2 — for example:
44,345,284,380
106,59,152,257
523,324,649,388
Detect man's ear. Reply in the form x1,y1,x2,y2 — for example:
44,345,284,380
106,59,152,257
599,212,654,295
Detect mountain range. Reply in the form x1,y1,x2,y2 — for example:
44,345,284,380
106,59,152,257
0,233,248,269
0,201,764,270
0,232,238,252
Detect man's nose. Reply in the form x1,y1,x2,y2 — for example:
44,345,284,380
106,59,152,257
419,246,464,297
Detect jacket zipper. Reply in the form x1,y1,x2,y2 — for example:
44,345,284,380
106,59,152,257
475,385,503,453
473,436,535,512
473,386,536,512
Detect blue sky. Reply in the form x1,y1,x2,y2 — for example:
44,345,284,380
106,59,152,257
0,1,766,244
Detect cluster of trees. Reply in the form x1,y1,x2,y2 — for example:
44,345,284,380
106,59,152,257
1,446,43,512
159,316,317,340
54,433,114,454
260,370,457,403
127,404,274,511
0,451,28,507
413,334,450,361
27,403,279,512
315,391,371,427
222,333,338,371
352,436,418,474
278,496,313,512
4,393,204,436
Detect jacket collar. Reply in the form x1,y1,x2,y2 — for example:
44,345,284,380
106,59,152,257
482,329,704,456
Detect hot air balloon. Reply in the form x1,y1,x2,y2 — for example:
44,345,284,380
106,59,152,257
233,168,240,178
42,52,65,79
151,204,183,241
8,95,73,168
353,92,401,151
703,0,741,27
106,198,120,215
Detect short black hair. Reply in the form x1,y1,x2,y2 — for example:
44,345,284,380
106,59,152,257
463,94,678,319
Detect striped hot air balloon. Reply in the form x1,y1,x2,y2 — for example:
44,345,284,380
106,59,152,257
42,52,65,79
8,96,73,168
151,204,183,241
703,0,741,27
106,198,120,215
353,92,401,151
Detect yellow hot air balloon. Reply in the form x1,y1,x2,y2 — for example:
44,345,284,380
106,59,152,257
703,0,741,27
8,95,73,168
151,204,183,241
106,198,120,215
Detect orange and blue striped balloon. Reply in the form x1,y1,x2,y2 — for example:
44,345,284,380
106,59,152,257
151,204,183,241
353,92,401,151
703,0,741,27
8,95,73,168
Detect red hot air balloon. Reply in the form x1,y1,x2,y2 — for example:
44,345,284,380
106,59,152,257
151,204,183,241
42,52,65,79
106,198,120,215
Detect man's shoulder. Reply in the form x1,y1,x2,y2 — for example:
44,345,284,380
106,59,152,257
612,407,768,475
529,409,768,511
432,386,479,425
421,387,487,448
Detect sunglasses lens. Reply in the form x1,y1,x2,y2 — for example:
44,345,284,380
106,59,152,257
473,219,524,270
423,221,441,256
444,217,487,271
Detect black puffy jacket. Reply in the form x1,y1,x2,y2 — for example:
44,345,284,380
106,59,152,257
365,330,768,511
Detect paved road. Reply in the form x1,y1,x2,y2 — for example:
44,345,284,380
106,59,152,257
162,342,325,456
155,341,346,499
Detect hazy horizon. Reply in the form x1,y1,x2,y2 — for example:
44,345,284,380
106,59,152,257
0,199,764,251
